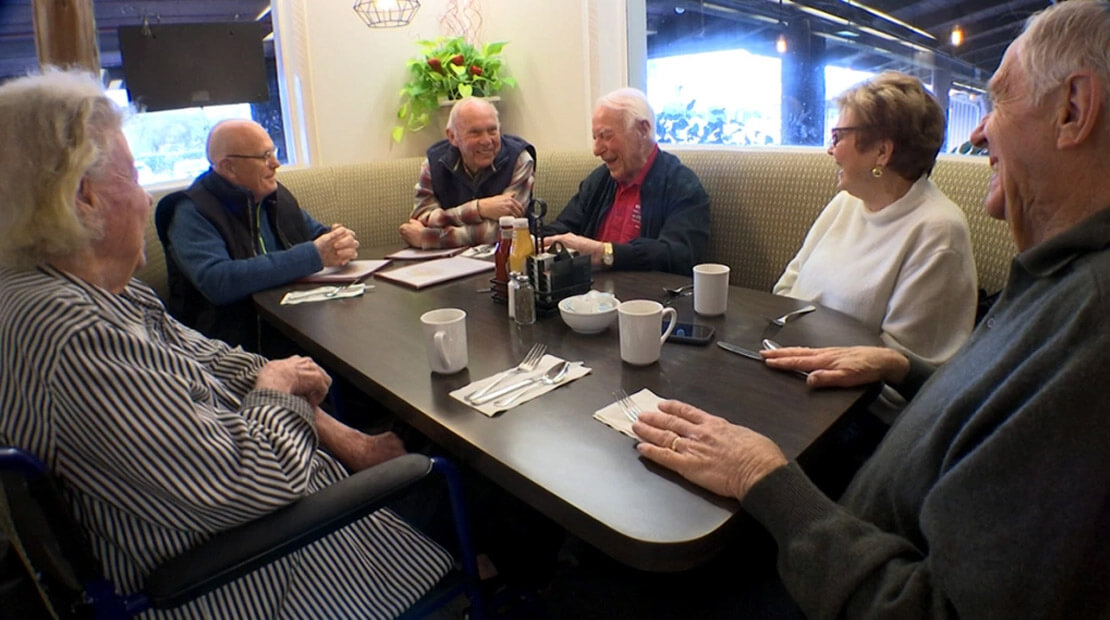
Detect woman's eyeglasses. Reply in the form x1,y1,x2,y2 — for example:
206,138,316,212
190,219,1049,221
829,126,866,147
226,147,281,162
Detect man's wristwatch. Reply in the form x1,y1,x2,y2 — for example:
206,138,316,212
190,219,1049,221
601,242,614,268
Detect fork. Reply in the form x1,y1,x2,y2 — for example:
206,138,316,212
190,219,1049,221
613,389,641,422
467,343,547,402
324,281,358,298
768,304,817,326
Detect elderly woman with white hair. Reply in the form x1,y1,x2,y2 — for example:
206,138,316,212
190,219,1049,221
0,69,452,618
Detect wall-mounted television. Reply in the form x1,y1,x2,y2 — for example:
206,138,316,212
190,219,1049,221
118,22,268,112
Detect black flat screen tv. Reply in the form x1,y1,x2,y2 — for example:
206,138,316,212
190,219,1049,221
118,22,268,112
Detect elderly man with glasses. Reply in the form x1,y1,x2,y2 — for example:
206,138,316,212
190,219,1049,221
156,119,359,352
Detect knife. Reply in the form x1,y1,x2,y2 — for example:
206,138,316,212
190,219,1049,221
468,372,549,405
718,341,810,377
716,341,765,361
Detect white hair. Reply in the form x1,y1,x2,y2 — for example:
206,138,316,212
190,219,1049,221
1018,0,1110,106
596,87,656,137
0,68,124,268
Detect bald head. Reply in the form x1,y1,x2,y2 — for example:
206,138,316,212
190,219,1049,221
206,119,280,201
206,119,270,164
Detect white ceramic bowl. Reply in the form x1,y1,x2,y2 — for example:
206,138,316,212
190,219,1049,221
558,292,621,334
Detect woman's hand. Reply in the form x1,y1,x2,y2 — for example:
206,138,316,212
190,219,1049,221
255,355,332,406
762,345,910,389
632,400,788,501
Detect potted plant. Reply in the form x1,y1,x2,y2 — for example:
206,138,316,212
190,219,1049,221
393,36,516,142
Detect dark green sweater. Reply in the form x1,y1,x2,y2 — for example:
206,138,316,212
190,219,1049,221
744,208,1110,619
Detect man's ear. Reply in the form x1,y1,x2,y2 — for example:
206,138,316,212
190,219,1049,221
446,127,458,146
213,158,235,180
1056,70,1102,149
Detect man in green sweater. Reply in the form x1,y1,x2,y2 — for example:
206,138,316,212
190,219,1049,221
633,1,1110,618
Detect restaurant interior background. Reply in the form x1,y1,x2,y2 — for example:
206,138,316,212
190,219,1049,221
0,0,1043,186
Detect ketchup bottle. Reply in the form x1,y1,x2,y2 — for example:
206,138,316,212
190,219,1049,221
492,215,515,301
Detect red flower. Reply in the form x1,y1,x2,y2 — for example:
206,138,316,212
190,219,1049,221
450,54,465,66
427,57,444,73
469,65,483,76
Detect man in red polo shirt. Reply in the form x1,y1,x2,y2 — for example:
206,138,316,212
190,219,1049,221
542,88,710,274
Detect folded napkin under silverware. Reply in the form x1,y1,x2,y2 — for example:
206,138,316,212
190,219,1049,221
593,388,665,439
451,354,591,416
280,283,370,305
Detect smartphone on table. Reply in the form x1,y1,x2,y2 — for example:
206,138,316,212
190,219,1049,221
665,322,715,345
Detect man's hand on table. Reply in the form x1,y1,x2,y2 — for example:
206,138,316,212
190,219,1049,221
255,355,332,406
762,345,910,389
315,224,359,266
544,233,606,266
633,400,788,502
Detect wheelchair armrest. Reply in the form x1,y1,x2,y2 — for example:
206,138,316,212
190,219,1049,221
143,453,434,609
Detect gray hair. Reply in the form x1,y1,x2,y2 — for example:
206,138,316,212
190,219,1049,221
446,97,500,132
1019,0,1110,106
596,87,656,137
0,68,123,269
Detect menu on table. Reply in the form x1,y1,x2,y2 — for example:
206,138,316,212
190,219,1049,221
376,256,494,289
299,259,390,283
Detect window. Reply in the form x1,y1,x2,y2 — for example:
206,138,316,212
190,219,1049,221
0,1,287,186
641,1,1029,153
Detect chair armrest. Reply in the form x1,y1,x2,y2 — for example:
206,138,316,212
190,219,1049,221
143,453,433,609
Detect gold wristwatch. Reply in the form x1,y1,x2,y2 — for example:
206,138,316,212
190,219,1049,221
601,242,614,268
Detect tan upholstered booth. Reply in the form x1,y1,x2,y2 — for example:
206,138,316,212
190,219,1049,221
138,148,1012,302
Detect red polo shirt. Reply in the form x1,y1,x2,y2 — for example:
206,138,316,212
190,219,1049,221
597,146,659,243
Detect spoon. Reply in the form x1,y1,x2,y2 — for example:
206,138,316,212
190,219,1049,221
492,361,572,408
662,283,694,297
768,304,817,326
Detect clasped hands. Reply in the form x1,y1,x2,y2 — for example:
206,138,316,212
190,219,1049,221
633,345,908,500
314,223,359,267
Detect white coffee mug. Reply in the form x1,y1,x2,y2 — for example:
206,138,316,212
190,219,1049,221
694,263,730,316
420,308,468,374
618,300,678,365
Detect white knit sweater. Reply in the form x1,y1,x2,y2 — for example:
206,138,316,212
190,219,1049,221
774,176,978,365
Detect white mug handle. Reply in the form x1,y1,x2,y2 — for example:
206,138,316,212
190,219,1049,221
434,330,451,369
659,307,678,344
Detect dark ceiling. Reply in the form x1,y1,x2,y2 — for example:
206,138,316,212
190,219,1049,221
0,0,272,79
647,0,1052,90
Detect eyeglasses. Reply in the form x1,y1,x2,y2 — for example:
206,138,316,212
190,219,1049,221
829,126,866,147
226,147,280,162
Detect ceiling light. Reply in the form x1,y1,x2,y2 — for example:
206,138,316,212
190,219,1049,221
951,25,964,47
674,6,686,14
776,32,788,54
353,0,421,28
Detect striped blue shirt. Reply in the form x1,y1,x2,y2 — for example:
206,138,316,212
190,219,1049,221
0,265,452,618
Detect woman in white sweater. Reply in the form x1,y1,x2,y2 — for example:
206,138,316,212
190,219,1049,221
774,72,977,366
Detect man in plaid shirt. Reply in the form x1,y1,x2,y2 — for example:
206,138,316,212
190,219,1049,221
399,97,536,249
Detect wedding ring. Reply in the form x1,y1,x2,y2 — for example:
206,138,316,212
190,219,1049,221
670,436,682,452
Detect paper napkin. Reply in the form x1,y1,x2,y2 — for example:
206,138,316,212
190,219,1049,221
280,283,370,305
592,388,666,439
450,354,591,416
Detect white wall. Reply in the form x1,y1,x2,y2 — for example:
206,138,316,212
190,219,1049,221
275,0,631,166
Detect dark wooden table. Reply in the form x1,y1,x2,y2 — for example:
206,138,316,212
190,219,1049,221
255,254,880,572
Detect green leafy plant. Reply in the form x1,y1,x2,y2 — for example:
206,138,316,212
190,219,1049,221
393,36,516,143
